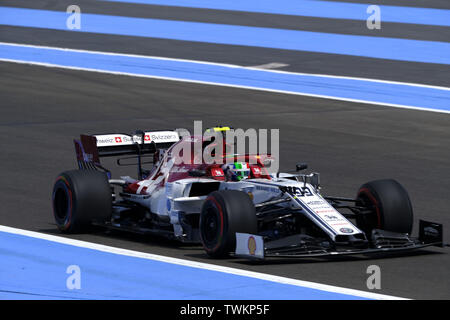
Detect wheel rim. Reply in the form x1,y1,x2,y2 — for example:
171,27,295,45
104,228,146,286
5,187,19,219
356,191,380,232
202,207,220,245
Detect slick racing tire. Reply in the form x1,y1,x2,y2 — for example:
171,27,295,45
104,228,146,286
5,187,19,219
356,179,413,235
200,190,257,258
52,170,112,233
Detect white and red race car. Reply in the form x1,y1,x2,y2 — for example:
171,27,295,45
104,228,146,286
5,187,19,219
52,127,444,259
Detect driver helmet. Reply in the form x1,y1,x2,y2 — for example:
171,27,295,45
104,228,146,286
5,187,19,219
223,162,250,181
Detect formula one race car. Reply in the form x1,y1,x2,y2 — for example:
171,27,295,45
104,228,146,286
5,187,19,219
52,127,444,259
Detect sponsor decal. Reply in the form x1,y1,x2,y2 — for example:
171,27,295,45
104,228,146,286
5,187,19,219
95,131,179,147
281,186,313,197
340,228,354,234
255,185,279,193
235,233,264,258
307,200,326,206
150,132,179,142
248,236,257,255
97,137,114,145
315,209,335,213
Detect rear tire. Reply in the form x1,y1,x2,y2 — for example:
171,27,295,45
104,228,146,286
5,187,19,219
200,190,257,258
52,170,112,233
356,179,413,235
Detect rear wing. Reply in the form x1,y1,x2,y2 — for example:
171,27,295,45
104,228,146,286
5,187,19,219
74,130,180,171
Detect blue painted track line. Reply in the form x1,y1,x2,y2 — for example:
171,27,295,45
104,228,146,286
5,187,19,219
101,0,450,27
0,230,369,300
0,7,450,65
1,43,449,113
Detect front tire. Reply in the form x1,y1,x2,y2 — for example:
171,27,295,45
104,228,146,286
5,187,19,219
200,190,257,258
52,170,112,233
356,179,413,235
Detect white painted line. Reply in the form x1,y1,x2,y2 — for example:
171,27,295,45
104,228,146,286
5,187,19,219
1,42,449,91
1,58,449,115
247,62,289,69
0,224,408,300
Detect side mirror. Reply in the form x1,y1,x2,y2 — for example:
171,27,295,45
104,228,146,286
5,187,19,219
296,163,308,171
309,173,320,190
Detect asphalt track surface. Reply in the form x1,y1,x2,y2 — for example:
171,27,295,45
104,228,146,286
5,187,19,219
0,0,449,299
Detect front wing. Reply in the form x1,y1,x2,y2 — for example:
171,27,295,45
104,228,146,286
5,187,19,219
235,220,445,260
